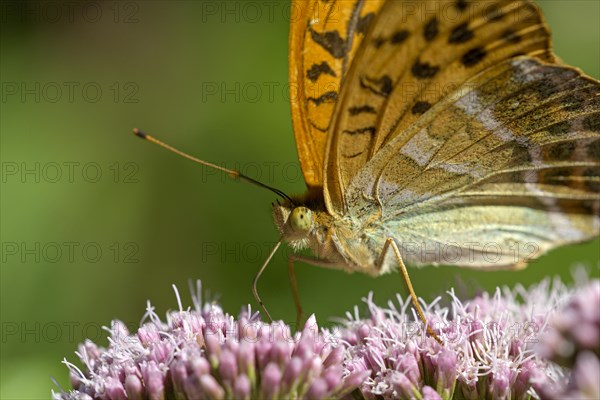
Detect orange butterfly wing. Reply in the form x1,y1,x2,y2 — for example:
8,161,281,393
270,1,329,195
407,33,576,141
289,0,385,191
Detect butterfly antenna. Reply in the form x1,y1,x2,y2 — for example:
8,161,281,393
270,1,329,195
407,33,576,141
133,128,295,204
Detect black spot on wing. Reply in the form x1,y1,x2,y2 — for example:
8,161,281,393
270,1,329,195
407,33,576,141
349,105,377,115
580,199,598,215
462,47,487,67
583,168,600,192
502,28,522,44
307,62,336,82
360,75,393,97
307,91,338,105
357,12,375,34
543,168,571,184
344,151,366,159
308,118,329,133
372,36,386,48
411,101,432,115
411,59,440,79
546,121,571,137
424,17,439,41
456,0,468,11
391,29,410,44
373,30,410,47
530,79,564,98
542,168,571,186
563,88,596,112
449,22,474,44
547,141,576,160
587,180,600,193
583,113,600,133
309,26,346,59
342,126,376,135
588,139,600,160
510,143,532,163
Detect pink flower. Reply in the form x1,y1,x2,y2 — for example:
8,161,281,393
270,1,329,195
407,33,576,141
54,276,600,399
54,283,358,400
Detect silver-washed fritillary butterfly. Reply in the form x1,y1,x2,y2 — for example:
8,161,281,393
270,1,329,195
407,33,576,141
136,0,599,342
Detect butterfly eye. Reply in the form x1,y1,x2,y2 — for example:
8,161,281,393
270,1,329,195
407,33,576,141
289,207,313,233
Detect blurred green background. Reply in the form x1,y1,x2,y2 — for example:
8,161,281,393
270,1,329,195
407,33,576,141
1,1,598,398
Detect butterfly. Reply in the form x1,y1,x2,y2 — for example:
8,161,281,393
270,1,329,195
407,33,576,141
136,0,599,342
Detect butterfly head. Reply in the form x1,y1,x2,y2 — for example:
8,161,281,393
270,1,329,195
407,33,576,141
289,206,313,232
273,200,314,240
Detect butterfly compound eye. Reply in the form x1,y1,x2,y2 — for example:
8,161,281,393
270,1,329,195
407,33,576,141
289,207,313,233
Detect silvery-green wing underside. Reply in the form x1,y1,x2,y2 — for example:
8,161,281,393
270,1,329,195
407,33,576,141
348,57,599,268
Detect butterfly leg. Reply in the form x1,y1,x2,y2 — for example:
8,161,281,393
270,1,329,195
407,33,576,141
288,255,303,329
378,238,443,345
287,254,340,330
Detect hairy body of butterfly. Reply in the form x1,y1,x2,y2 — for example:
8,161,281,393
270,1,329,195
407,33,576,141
276,0,599,280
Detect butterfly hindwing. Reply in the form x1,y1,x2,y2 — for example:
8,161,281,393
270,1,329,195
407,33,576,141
345,57,599,268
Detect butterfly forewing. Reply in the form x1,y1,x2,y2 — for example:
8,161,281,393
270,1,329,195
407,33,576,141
324,0,554,213
289,0,385,191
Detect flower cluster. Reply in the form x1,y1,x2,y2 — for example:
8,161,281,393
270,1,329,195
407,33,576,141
54,277,600,400
338,281,570,399
55,283,363,399
535,279,600,399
